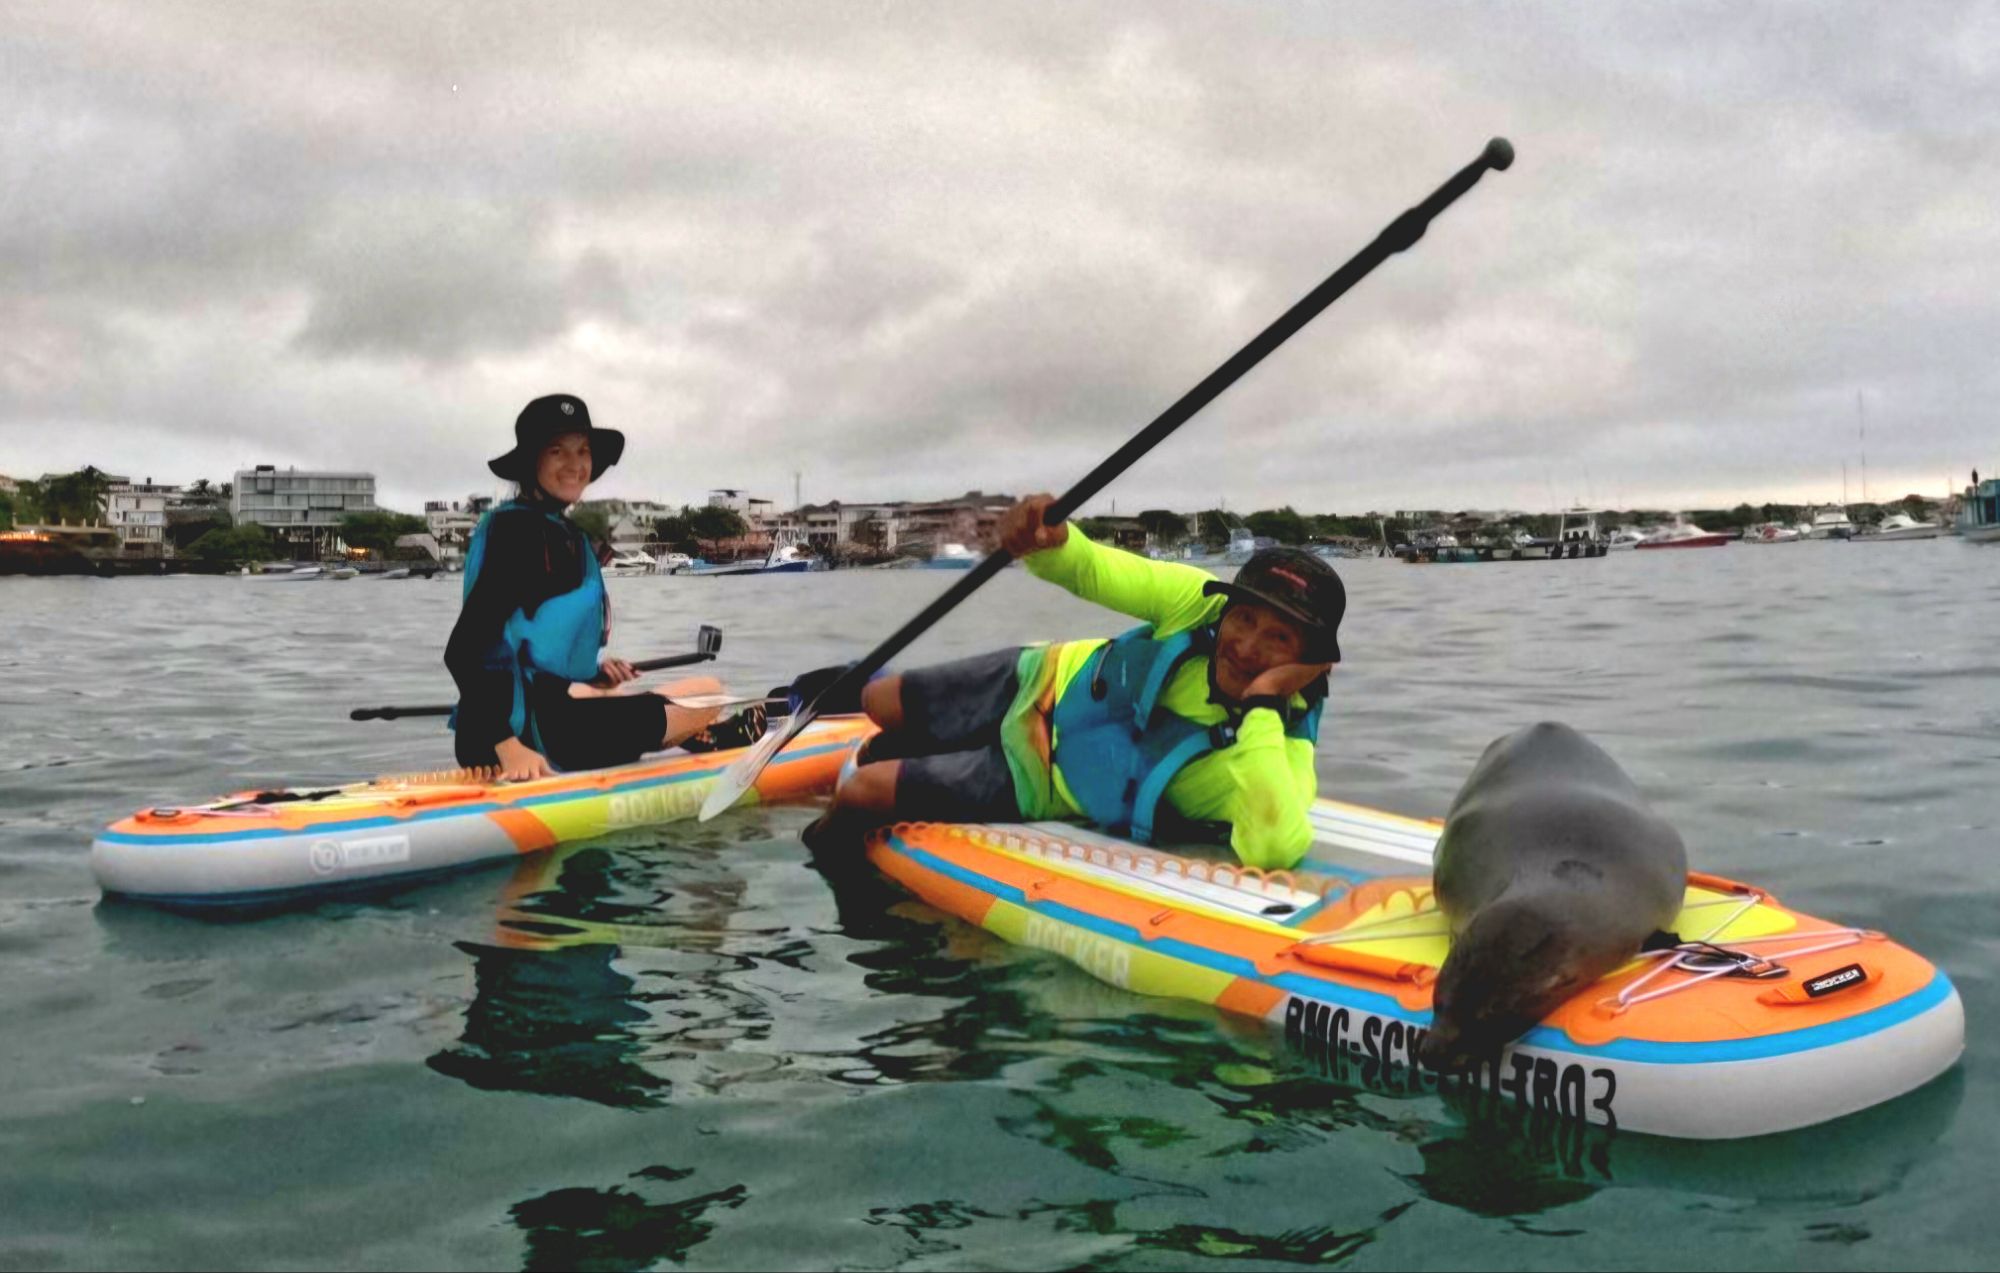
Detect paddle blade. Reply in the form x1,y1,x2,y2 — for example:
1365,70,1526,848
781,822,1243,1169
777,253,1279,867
698,713,807,821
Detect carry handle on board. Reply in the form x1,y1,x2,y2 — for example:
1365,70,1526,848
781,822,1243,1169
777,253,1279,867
349,624,724,721
699,138,1517,822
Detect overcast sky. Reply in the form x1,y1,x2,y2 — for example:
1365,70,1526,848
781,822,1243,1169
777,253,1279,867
4,2,1996,517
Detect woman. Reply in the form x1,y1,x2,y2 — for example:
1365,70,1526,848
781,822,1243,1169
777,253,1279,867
445,393,750,780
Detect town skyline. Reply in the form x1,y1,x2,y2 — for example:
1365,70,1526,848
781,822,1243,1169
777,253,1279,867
0,452,1974,528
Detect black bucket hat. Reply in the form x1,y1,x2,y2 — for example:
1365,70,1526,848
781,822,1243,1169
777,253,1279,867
1202,547,1345,662
487,393,626,483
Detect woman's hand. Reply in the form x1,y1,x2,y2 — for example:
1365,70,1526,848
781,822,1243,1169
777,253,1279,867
1240,662,1333,703
592,656,639,690
999,494,1068,558
493,737,556,782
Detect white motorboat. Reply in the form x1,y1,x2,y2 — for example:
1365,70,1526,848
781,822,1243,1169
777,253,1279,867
1635,519,1730,550
919,542,981,569
1606,526,1647,550
1802,506,1856,540
1222,527,1262,566
1853,512,1943,542
1741,522,1802,544
605,549,657,576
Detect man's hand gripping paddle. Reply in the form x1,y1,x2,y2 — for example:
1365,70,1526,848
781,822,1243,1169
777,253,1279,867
699,138,1515,822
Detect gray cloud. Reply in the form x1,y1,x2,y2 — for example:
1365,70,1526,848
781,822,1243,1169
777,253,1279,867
3,1,1996,516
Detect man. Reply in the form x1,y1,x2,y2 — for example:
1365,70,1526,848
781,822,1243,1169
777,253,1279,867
806,494,1343,868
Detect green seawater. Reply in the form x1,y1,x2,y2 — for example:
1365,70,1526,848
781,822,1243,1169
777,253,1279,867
1,544,1992,1270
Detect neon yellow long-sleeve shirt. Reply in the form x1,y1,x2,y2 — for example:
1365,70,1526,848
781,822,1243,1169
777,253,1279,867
994,528,1320,869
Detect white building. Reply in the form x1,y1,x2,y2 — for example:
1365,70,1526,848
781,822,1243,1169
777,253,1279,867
707,488,778,531
233,466,377,555
105,478,180,552
423,496,495,561
796,501,908,551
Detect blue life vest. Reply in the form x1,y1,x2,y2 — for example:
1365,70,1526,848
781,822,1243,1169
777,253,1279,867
1050,624,1322,844
452,501,607,750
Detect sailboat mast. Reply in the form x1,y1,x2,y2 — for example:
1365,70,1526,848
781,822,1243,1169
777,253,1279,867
1857,391,1868,505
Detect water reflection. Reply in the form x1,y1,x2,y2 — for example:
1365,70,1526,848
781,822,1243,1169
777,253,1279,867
426,938,668,1108
510,1166,747,1271
428,841,748,1107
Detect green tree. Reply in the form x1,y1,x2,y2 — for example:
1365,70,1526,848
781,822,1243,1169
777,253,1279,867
686,505,748,541
1902,493,1931,521
568,505,613,546
179,478,226,509
651,512,694,548
1136,508,1187,546
339,510,428,554
32,467,113,524
0,490,13,531
167,507,231,551
1245,506,1309,544
1196,509,1235,547
12,480,42,523
185,523,274,567
1075,517,1117,542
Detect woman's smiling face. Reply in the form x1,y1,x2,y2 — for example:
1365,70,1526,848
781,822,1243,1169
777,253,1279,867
535,432,593,505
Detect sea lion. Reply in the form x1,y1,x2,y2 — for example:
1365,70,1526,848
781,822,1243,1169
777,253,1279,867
1419,722,1687,1071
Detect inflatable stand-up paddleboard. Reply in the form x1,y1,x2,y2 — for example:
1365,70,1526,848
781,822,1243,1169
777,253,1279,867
868,800,1964,1140
94,717,876,911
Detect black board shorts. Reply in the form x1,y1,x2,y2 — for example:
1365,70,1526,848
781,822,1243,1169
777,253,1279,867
890,647,1027,822
455,680,667,773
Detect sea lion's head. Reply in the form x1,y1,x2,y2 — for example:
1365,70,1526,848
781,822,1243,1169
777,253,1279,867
1419,897,1600,1072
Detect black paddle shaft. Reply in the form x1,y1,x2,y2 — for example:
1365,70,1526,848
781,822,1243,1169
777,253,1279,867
350,626,724,721
810,138,1515,707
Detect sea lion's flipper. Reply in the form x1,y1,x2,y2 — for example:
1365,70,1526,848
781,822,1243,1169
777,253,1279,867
1641,929,1682,952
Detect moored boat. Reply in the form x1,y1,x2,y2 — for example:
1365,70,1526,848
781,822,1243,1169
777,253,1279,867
1548,507,1609,558
1853,512,1943,542
605,549,658,576
1955,477,2000,543
686,530,818,576
919,542,981,569
1636,520,1729,549
1803,506,1857,540
1741,523,1802,544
